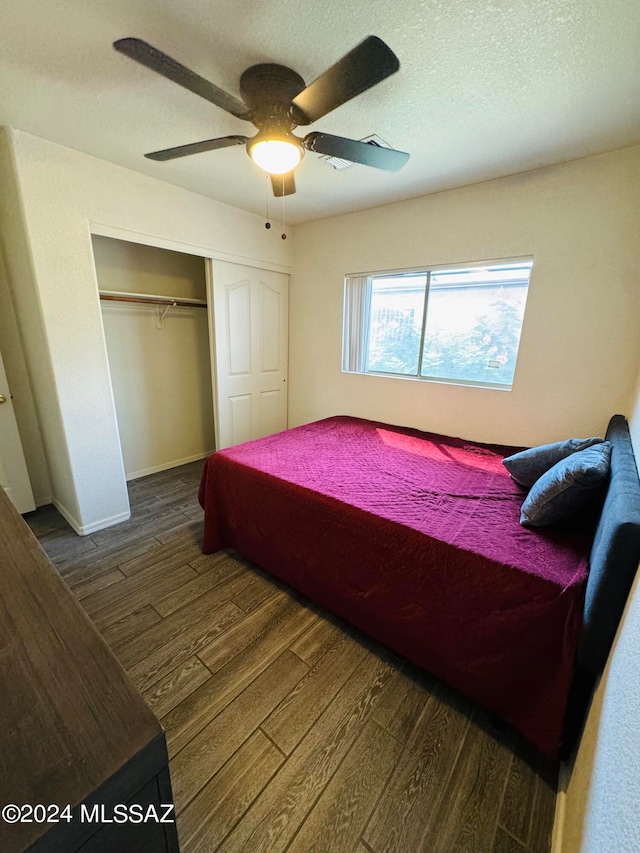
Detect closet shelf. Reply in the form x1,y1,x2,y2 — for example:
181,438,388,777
99,289,207,308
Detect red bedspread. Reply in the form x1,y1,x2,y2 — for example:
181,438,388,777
199,416,592,756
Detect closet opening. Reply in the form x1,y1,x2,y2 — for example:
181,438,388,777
92,234,215,482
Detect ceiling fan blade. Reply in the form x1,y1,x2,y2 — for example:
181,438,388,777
145,135,248,161
291,36,399,125
114,38,253,121
304,132,409,171
271,171,296,197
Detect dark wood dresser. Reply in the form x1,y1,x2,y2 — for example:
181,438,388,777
0,487,180,852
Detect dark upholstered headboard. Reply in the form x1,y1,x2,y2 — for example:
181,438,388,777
578,415,640,675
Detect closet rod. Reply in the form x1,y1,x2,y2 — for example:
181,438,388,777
99,292,207,308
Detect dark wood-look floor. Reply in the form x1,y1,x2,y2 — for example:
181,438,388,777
26,461,557,853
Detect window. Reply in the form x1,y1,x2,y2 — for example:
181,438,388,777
343,260,533,390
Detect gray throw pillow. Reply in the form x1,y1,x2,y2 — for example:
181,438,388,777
520,442,612,527
503,437,604,487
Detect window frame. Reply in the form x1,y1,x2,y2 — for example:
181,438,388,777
343,257,533,391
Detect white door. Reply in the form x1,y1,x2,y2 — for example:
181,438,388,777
209,261,288,449
0,349,35,513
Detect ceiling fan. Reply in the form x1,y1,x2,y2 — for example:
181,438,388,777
113,35,410,197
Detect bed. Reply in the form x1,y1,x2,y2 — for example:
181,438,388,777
198,414,640,757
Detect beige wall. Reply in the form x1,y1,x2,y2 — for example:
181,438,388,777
92,235,207,301
629,365,640,451
0,250,52,505
3,127,291,533
94,237,214,479
560,365,640,852
0,135,53,505
291,146,640,446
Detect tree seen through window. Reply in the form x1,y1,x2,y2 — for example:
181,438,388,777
358,262,532,389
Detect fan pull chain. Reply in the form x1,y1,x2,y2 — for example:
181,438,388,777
281,184,287,240
264,175,271,230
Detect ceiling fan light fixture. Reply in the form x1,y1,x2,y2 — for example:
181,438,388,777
247,136,303,175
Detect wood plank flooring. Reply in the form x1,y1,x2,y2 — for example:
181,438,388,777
26,461,557,852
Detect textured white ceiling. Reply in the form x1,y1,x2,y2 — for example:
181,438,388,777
2,0,639,223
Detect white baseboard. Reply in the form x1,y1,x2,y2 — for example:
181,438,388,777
79,510,131,536
53,497,130,537
552,760,571,853
51,497,82,534
126,451,212,482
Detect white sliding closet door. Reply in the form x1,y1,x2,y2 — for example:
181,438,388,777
209,260,288,449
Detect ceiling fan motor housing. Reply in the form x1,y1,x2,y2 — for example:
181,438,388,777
239,63,306,125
